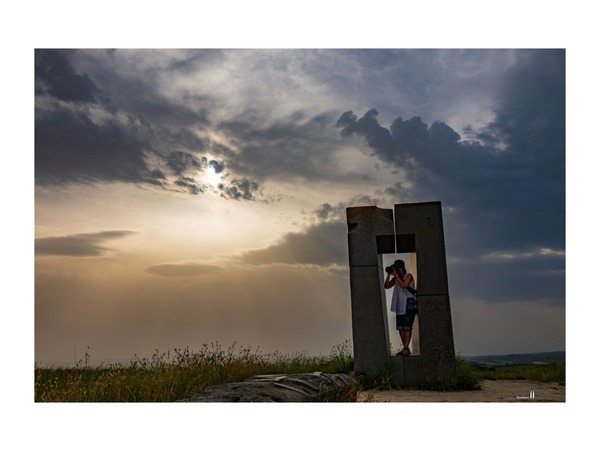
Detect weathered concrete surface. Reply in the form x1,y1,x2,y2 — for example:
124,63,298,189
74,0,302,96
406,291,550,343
346,206,395,375
346,202,456,386
391,202,456,386
179,372,358,402
349,265,390,373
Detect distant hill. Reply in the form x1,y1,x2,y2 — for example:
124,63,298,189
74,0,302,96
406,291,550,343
464,351,565,367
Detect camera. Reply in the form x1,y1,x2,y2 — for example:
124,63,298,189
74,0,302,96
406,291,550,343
385,265,397,275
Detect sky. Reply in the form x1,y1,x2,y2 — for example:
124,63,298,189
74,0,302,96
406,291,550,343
6,2,600,448
34,48,566,365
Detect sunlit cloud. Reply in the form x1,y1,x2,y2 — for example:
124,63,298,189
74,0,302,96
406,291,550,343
35,230,136,257
483,247,565,261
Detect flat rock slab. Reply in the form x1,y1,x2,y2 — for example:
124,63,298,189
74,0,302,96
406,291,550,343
179,372,358,402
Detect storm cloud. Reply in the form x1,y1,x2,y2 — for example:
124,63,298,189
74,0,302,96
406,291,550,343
35,49,262,200
336,50,565,260
35,50,108,105
217,111,344,184
240,221,348,266
33,48,566,368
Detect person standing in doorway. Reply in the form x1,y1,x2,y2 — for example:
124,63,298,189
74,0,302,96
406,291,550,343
384,259,417,356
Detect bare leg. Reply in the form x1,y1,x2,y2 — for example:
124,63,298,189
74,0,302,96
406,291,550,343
397,331,405,355
400,330,412,355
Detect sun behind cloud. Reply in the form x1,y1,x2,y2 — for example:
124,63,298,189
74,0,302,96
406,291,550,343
203,165,223,189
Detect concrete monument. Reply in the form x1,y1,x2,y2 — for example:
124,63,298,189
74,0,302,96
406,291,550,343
346,201,455,386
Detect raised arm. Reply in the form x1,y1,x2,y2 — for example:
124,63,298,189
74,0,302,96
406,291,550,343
393,272,413,289
384,273,395,289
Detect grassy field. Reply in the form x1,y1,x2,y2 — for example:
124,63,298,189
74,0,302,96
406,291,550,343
472,360,565,383
35,342,565,402
35,342,354,402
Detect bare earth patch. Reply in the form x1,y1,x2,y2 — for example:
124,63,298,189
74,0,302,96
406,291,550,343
357,380,565,402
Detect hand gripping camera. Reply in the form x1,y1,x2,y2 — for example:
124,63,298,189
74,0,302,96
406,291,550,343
384,263,417,295
385,265,398,275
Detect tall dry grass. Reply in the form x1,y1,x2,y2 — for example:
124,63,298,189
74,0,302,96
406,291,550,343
35,341,354,402
35,342,564,401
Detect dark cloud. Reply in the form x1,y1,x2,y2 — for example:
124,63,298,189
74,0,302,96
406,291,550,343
336,50,565,259
35,107,163,187
448,250,565,305
219,178,260,201
35,49,106,106
239,195,385,266
73,51,211,130
35,50,165,188
240,221,348,266
174,176,204,195
314,203,336,221
167,151,202,174
217,111,344,183
209,159,225,173
35,49,261,201
35,231,136,257
337,109,398,159
162,127,206,153
313,195,383,222
334,50,565,307
145,263,224,277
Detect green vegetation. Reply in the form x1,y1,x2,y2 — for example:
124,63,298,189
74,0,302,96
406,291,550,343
35,341,354,402
35,342,564,401
414,355,483,391
473,361,565,383
411,357,565,392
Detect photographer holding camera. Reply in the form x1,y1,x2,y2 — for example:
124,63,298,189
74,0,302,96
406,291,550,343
384,259,417,356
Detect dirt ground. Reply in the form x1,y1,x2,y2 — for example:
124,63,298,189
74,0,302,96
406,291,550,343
357,379,565,402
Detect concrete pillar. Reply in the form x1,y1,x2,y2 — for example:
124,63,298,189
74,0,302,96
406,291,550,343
409,252,420,355
346,206,395,374
346,201,455,385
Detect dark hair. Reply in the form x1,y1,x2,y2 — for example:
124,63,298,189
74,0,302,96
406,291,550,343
393,259,406,270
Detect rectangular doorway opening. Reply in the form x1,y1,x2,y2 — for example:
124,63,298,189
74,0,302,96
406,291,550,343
382,252,420,356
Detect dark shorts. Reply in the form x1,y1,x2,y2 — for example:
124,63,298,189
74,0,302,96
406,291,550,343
396,300,417,330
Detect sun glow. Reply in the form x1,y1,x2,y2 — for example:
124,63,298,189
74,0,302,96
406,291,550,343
204,166,222,189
